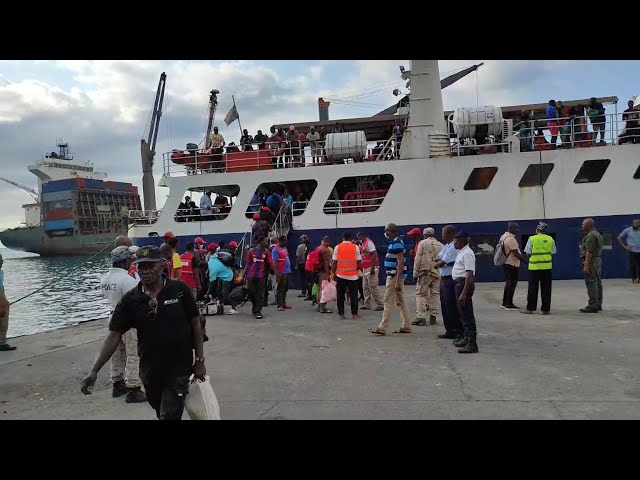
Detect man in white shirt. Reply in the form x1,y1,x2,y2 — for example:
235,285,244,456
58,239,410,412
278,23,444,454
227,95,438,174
451,231,479,354
306,125,321,164
200,191,213,216
100,246,147,403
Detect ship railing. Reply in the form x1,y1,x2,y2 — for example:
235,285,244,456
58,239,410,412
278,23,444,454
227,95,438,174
162,139,393,177
449,110,640,155
322,191,388,215
269,204,291,240
172,206,232,223
128,209,162,225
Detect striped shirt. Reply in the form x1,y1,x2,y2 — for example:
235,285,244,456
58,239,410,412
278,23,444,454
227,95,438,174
384,236,408,280
245,247,272,278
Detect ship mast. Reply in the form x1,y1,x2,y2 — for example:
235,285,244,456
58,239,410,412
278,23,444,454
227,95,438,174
204,89,219,149
140,72,166,211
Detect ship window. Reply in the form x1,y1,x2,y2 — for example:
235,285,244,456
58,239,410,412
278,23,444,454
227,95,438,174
323,174,394,215
245,180,318,219
468,235,500,256
574,159,610,184
464,167,498,190
578,230,613,251
519,163,555,187
175,185,240,222
634,164,640,179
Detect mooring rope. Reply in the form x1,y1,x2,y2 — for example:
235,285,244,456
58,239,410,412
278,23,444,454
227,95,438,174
8,240,115,306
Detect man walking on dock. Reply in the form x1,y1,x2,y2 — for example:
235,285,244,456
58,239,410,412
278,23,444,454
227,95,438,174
412,227,443,326
369,223,412,335
82,245,206,420
580,218,604,313
523,222,556,315
332,232,362,320
0,253,16,352
617,219,640,283
242,238,274,319
100,246,147,403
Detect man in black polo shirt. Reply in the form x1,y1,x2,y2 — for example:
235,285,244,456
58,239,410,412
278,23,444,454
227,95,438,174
81,245,206,420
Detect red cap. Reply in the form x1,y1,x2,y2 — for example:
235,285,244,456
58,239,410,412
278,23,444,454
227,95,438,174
229,241,238,248
207,242,219,252
162,231,175,238
252,213,261,221
407,228,422,236
194,237,205,244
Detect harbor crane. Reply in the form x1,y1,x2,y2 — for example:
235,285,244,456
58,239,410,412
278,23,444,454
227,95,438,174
140,72,166,211
0,176,39,202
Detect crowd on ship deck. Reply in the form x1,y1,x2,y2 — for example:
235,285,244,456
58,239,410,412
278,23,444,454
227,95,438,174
170,119,405,174
514,97,639,152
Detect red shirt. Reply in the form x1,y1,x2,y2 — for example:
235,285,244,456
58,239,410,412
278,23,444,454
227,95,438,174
179,252,198,289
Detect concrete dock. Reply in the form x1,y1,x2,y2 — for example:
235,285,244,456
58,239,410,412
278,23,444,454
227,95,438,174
1,279,638,420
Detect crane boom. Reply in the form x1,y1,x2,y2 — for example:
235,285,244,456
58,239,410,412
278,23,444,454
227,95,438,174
0,176,39,201
140,72,167,211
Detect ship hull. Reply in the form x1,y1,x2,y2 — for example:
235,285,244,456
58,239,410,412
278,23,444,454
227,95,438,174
0,226,118,256
130,211,636,284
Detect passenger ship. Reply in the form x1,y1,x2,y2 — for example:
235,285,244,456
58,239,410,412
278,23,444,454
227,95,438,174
128,60,639,283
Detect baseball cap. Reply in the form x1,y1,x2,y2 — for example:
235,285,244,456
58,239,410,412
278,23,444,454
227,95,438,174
107,246,135,265
453,230,468,239
252,213,261,221
194,237,206,244
537,222,549,232
162,231,175,239
207,242,219,252
133,245,165,264
407,228,421,236
423,227,435,235
229,241,238,248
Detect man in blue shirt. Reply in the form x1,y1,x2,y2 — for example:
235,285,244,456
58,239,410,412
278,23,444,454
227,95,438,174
208,251,238,315
369,223,413,335
0,253,16,351
618,219,640,283
433,225,463,340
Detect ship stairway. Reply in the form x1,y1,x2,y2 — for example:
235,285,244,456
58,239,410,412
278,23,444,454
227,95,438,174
375,135,398,161
269,205,290,240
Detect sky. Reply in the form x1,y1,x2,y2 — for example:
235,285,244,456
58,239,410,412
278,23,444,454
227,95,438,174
0,59,638,232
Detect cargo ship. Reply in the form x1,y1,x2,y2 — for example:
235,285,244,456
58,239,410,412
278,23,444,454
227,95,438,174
127,60,639,283
0,141,142,256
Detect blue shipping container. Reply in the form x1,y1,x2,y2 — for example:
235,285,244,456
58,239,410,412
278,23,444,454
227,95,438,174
85,179,104,189
42,179,77,193
43,219,75,231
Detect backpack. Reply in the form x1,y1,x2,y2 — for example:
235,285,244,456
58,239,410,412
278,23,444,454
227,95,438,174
494,237,511,267
305,247,322,273
217,251,235,268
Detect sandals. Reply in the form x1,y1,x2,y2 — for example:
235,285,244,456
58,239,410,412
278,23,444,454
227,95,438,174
368,328,386,335
393,328,412,334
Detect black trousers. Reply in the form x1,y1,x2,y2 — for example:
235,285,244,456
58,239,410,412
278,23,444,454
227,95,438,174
297,264,308,294
217,280,237,308
526,269,552,312
454,279,476,337
247,276,266,315
276,273,290,307
143,374,190,420
336,276,359,315
502,264,519,306
629,252,640,280
440,276,463,334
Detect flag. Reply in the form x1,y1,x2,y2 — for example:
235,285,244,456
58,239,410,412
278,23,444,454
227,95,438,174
224,104,239,126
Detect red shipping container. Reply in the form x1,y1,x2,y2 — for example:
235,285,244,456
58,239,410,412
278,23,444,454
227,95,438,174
45,208,74,220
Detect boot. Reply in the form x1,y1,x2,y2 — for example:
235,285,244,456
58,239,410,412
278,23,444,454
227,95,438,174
125,387,147,403
453,336,468,348
429,314,437,325
412,318,427,326
437,331,457,339
458,335,479,354
112,380,127,398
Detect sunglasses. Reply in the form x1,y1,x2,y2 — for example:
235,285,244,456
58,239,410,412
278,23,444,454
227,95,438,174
148,298,158,320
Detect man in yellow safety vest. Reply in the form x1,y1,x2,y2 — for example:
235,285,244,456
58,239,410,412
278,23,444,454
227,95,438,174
522,222,556,315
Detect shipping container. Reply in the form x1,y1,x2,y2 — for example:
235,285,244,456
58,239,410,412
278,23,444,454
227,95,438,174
43,219,75,231
45,209,74,221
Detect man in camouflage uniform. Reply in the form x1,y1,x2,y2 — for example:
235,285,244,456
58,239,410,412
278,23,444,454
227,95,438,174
579,218,604,313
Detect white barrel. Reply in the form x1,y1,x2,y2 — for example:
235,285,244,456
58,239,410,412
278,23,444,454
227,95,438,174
324,131,368,162
450,106,504,140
